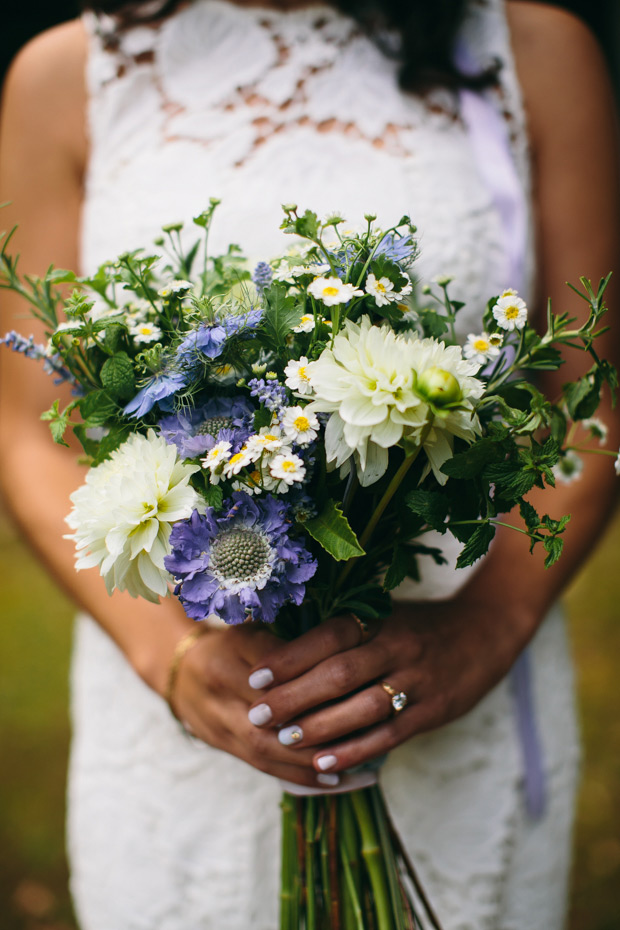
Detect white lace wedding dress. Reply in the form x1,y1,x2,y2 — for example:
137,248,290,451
69,2,580,927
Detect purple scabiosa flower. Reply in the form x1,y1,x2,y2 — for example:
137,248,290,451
124,369,188,418
252,262,273,293
248,377,288,415
165,491,317,624
375,232,416,266
159,396,254,459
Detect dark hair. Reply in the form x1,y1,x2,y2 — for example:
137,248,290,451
81,0,499,93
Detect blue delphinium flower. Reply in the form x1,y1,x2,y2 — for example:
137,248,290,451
375,232,416,265
248,377,288,415
252,262,273,293
165,492,317,624
124,369,188,418
159,396,254,459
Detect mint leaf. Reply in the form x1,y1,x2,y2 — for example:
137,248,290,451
441,439,504,480
406,489,448,532
260,286,302,349
456,522,496,568
100,351,136,401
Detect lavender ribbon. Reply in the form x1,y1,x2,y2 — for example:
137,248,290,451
457,46,546,820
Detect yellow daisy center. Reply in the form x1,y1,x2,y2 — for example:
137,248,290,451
323,286,340,297
504,305,520,320
298,365,309,380
473,338,490,352
376,281,386,292
248,470,261,486
281,460,297,472
293,416,310,431
229,452,245,466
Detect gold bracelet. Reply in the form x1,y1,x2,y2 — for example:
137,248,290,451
165,622,210,722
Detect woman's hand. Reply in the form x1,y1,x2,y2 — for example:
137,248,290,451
246,599,535,777
169,622,331,787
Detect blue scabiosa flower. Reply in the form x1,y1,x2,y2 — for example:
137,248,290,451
165,492,317,624
124,369,188,418
159,396,254,459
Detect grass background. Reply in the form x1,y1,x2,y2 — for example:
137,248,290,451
0,501,619,929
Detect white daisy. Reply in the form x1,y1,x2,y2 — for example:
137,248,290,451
552,449,584,484
223,447,254,479
582,417,608,446
307,276,363,306
129,320,163,344
282,406,320,446
492,292,528,331
293,314,316,334
159,280,193,298
284,357,314,396
201,441,233,484
246,429,285,454
365,273,396,307
463,332,502,367
269,452,307,486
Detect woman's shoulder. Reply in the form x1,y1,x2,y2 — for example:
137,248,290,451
506,1,614,150
1,19,87,172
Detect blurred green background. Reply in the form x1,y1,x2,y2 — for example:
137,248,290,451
1,2,620,929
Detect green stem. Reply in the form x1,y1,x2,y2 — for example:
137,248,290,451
350,790,394,930
280,793,296,930
335,424,432,592
305,797,318,930
369,786,410,930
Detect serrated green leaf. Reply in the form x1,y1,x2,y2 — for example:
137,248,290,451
204,484,224,511
543,535,564,568
253,407,272,431
382,545,418,592
100,351,136,401
441,439,504,480
304,499,365,561
103,321,127,354
456,522,496,568
260,286,302,349
79,390,118,426
405,489,449,532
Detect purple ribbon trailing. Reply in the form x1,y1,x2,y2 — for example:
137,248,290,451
457,43,546,820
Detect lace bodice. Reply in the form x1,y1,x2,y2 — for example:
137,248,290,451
82,0,533,305
68,7,577,930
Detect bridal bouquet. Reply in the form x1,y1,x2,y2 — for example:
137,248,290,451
2,202,617,929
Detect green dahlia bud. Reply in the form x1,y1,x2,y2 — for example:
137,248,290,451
417,367,462,407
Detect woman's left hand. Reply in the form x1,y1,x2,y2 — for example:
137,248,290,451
246,599,535,775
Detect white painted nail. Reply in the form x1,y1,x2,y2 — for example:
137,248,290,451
317,773,340,787
316,754,337,771
248,703,272,727
249,668,274,690
278,725,303,746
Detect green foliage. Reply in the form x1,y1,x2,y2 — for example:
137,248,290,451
100,352,136,401
304,500,365,561
405,488,449,532
260,285,302,349
40,400,76,447
455,522,496,568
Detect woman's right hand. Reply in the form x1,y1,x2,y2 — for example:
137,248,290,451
160,620,326,787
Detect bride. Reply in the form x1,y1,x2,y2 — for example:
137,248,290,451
1,1,618,927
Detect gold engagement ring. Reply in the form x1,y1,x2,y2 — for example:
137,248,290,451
380,681,408,715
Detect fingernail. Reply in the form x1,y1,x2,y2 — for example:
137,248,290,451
317,773,340,787
278,725,303,746
249,668,274,690
316,754,337,771
248,703,272,726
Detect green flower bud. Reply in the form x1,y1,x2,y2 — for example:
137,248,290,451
416,367,462,407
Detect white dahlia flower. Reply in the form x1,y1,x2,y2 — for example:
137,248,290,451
65,431,202,602
306,317,484,486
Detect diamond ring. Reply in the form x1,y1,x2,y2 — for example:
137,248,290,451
380,681,408,714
